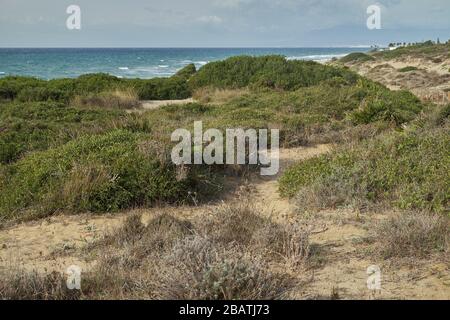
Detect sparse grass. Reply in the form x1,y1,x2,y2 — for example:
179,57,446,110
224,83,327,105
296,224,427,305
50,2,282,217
374,211,449,258
193,87,249,104
252,222,311,268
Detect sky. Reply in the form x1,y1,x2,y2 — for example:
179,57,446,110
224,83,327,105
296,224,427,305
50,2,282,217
0,0,449,47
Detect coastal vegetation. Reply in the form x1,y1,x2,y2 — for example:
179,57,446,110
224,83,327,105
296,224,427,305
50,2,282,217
398,66,419,73
373,41,450,60
279,103,450,214
0,56,431,221
340,52,375,63
0,64,196,103
0,51,449,300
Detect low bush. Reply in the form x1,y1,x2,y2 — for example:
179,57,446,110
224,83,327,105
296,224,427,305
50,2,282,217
347,80,424,126
398,66,419,73
0,130,219,221
281,122,449,214
340,52,375,63
0,101,126,164
189,55,358,91
0,70,194,103
154,236,291,300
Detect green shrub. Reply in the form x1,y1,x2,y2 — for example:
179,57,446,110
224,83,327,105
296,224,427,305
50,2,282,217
348,81,423,126
280,114,449,214
398,66,419,73
175,63,197,79
130,76,191,100
340,52,375,63
0,76,46,100
189,55,358,91
0,130,219,221
279,156,333,198
0,72,193,103
0,101,126,164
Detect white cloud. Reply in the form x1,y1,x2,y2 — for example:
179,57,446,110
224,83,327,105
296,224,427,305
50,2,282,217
197,15,223,24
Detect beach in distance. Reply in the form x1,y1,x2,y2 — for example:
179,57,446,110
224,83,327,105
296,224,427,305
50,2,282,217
0,47,369,79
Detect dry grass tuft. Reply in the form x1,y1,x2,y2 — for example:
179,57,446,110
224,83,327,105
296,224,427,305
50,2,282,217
0,270,79,300
200,202,266,245
1,204,311,300
193,87,249,104
153,235,291,300
72,89,141,110
252,222,311,268
374,211,449,258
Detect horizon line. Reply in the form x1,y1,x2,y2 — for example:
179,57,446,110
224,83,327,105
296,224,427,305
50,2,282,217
0,45,375,49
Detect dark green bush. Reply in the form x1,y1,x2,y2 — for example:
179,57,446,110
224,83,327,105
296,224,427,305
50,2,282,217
0,130,219,221
0,101,126,164
398,66,419,73
340,52,375,63
0,76,46,100
130,76,191,100
189,55,358,91
348,80,423,126
175,63,197,79
0,72,193,103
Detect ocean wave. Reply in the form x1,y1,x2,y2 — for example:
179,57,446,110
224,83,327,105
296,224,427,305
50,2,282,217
158,65,169,68
153,72,173,76
0,72,5,75
118,67,129,70
196,61,208,66
287,54,347,62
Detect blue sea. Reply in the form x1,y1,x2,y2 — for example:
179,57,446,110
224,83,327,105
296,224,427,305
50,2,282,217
0,47,369,80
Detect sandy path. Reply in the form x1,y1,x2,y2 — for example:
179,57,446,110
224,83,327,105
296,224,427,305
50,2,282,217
140,98,194,110
1,143,448,299
0,145,329,272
